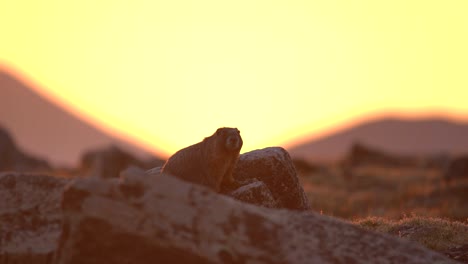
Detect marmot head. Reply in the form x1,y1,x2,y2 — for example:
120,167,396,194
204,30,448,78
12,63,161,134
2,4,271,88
214,127,243,153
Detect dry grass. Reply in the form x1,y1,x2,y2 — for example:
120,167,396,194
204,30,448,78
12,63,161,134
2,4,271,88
354,215,468,251
300,164,468,262
300,164,468,221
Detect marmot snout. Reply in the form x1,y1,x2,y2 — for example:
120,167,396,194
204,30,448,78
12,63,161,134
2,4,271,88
218,128,242,151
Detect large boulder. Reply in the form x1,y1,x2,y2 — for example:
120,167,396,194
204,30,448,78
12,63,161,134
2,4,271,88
150,147,309,211
232,147,311,211
0,172,68,263
54,172,454,264
0,126,51,173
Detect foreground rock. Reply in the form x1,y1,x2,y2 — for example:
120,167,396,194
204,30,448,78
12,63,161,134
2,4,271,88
232,147,311,211
55,173,454,264
0,172,68,263
0,126,51,173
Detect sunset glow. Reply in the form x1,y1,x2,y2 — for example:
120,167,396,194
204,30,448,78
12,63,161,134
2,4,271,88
1,0,468,157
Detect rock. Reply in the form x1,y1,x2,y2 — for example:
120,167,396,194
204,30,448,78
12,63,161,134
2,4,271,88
120,166,148,182
0,172,68,263
146,166,162,176
232,147,311,211
228,180,279,209
80,145,164,178
147,148,308,211
54,173,455,264
344,142,416,168
444,244,468,263
146,166,280,209
143,157,166,169
444,155,468,184
0,126,51,173
292,158,321,175
420,153,451,170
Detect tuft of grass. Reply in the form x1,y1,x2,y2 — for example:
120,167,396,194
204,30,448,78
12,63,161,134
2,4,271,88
353,215,468,252
353,216,393,233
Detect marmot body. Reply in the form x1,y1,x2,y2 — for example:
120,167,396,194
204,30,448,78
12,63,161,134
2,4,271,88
161,127,243,192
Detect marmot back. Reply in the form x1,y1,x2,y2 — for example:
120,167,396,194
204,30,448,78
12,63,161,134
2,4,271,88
161,127,243,192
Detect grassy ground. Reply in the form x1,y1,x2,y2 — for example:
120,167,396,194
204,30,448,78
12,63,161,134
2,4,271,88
354,216,467,251
299,164,468,262
354,216,468,263
300,164,468,221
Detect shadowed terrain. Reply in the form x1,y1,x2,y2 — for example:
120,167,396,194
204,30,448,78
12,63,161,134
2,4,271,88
289,118,468,161
0,70,153,166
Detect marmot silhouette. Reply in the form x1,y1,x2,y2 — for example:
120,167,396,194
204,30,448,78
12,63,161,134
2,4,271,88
161,127,243,192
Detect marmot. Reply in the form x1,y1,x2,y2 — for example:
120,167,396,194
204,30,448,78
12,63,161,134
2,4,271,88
161,127,243,192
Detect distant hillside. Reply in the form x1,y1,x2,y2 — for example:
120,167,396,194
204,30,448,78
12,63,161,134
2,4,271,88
288,118,468,161
0,70,155,166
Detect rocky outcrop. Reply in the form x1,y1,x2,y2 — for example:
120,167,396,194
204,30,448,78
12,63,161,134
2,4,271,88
0,149,457,264
54,172,455,264
292,158,321,175
444,155,468,183
80,145,164,178
344,142,416,168
0,126,51,173
233,147,311,211
228,180,279,209
0,172,68,263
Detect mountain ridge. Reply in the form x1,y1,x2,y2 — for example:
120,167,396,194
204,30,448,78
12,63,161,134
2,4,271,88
0,69,155,166
2,68,467,165
288,117,468,161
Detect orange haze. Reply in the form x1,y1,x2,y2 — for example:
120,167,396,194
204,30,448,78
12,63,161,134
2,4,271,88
1,0,467,158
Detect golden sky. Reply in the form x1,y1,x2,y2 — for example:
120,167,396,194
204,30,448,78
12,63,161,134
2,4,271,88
1,0,467,157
